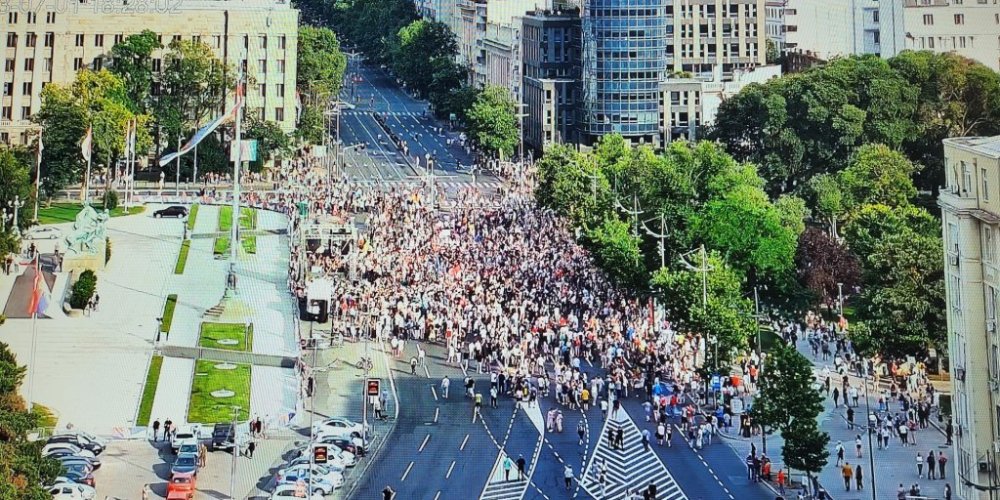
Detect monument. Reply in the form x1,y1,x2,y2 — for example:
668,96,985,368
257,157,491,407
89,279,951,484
61,204,110,273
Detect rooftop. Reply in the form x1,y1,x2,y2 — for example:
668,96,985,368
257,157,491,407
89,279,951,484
945,136,1000,159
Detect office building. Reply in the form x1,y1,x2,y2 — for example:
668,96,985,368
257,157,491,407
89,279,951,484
781,0,885,60
521,8,582,151
939,135,1000,500
890,0,1000,71
1,0,299,146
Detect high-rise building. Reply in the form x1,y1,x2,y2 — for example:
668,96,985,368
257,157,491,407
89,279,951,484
939,135,1000,500
521,8,582,151
887,0,1000,71
0,0,299,146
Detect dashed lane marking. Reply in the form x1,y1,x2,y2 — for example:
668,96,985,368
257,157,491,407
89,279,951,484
431,386,438,401
460,434,470,451
446,460,456,479
401,460,415,482
419,433,431,452
434,407,440,423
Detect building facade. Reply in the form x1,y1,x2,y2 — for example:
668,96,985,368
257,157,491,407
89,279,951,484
781,0,884,60
939,135,1000,500
891,0,1000,71
521,8,582,151
1,0,299,146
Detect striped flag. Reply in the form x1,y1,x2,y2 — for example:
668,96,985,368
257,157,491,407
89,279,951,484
27,255,48,316
81,126,93,162
159,86,244,167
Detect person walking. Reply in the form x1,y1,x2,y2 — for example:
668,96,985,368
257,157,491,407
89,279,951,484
855,434,863,458
835,441,845,466
776,468,787,495
198,442,207,467
564,464,574,490
490,386,498,408
246,439,256,458
616,428,625,451
927,451,937,480
152,419,161,442
855,464,864,491
441,376,450,399
641,428,650,451
842,462,853,491
656,422,665,446
503,456,513,481
917,452,924,478
516,454,526,480
474,392,483,421
939,452,948,479
578,421,587,446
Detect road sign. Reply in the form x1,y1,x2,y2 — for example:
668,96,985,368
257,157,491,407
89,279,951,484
711,375,721,391
367,378,380,397
313,445,328,464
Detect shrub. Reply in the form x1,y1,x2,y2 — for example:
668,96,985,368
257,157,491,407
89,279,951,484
0,314,6,326
105,237,112,264
70,270,98,309
102,190,120,210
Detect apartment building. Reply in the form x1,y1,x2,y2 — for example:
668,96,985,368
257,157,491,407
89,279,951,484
521,8,581,151
892,0,1000,71
781,0,885,60
0,0,299,146
939,135,1000,500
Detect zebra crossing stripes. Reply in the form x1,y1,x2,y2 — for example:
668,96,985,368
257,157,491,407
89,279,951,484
342,109,426,117
580,410,686,500
480,477,529,500
342,179,504,191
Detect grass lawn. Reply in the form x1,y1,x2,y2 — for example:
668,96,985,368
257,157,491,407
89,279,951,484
136,356,163,427
213,235,256,255
218,206,257,232
199,322,253,351
161,295,178,333
174,240,191,274
188,360,250,424
186,204,199,231
37,203,145,225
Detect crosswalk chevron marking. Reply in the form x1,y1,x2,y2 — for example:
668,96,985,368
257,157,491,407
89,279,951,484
341,179,504,191
480,478,529,500
579,410,687,500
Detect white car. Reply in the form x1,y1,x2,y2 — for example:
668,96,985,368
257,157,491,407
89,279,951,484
48,482,96,500
25,226,62,240
170,425,199,453
311,417,367,438
277,463,345,489
269,483,324,500
285,454,349,473
42,443,96,459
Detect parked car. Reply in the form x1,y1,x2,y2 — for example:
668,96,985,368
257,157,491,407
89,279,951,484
42,443,97,459
176,439,199,456
311,417,367,439
302,442,356,467
47,481,96,500
47,434,105,455
313,435,368,457
154,206,188,218
170,425,198,453
166,474,196,499
24,226,62,240
211,423,236,451
170,453,199,477
284,454,348,474
274,471,340,495
59,465,95,487
269,484,324,500
49,452,101,470
276,464,344,489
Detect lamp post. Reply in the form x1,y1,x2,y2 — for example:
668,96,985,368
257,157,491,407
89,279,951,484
10,195,25,236
155,316,163,344
863,367,877,499
228,405,241,500
837,282,844,317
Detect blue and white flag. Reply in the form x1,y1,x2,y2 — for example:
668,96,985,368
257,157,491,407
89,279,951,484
159,85,244,166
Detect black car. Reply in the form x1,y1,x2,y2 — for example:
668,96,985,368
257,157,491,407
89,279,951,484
47,434,105,455
154,206,188,218
325,436,367,457
211,423,236,451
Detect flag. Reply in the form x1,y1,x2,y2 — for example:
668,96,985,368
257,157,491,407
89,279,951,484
81,126,93,162
159,86,243,167
124,120,134,158
295,90,302,121
27,255,48,316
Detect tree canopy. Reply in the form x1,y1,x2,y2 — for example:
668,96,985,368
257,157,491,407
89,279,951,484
297,25,347,99
466,86,519,159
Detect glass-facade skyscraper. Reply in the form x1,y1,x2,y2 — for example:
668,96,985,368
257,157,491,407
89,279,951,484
580,0,668,144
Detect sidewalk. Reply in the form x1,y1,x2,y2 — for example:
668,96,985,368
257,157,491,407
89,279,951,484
718,339,954,500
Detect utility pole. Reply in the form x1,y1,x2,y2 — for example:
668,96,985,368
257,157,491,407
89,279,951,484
229,50,247,288
680,245,715,401
754,285,765,455
229,405,239,499
641,212,669,270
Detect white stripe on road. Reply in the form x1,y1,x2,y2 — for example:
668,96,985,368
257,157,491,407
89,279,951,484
424,364,431,378
431,386,438,401
433,491,441,500
460,434,470,451
419,433,431,452
434,407,439,423
401,460,415,481
446,460,456,479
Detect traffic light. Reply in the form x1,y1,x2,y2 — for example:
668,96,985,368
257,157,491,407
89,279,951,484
313,445,328,464
367,378,380,397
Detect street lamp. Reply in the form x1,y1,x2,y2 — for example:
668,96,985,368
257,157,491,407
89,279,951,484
228,405,242,500
837,282,844,317
155,317,163,344
9,195,25,236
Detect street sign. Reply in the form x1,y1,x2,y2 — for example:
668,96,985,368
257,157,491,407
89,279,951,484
366,378,380,397
710,375,721,391
313,445,328,464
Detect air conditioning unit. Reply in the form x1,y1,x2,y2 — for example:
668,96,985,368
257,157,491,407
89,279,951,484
957,368,967,381
950,255,960,266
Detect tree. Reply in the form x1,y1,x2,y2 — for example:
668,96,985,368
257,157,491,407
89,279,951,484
651,253,756,366
754,344,828,480
841,203,940,260
534,144,611,226
326,0,418,64
809,173,845,239
34,85,86,197
155,39,235,146
794,227,862,307
839,143,918,211
295,104,326,145
585,218,644,287
109,30,161,113
693,184,798,284
0,342,61,499
245,119,292,171
0,147,32,231
390,20,459,98
297,26,347,99
466,86,519,159
765,38,781,65
773,194,809,239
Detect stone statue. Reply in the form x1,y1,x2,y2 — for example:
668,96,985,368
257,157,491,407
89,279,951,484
64,204,109,255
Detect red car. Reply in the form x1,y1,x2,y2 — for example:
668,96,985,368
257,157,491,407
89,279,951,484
167,474,196,499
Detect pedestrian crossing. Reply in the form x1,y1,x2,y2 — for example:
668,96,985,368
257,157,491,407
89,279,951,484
580,410,687,500
480,477,529,500
341,178,504,191
342,109,427,117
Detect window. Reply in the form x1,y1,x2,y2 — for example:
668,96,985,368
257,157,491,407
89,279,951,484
1,106,10,120
24,59,34,71
277,59,285,73
986,227,995,263
114,34,124,45
955,13,965,24
192,35,200,44
258,59,267,73
963,161,973,193
75,34,85,47
278,36,286,50
259,84,266,97
46,12,56,23
73,57,84,70
44,33,54,47
94,34,104,47
213,35,222,48
8,13,16,23
923,14,934,25
951,275,962,309
0,133,7,144
44,58,51,72
276,83,285,96
984,168,990,200
873,10,879,22
26,12,36,23
22,82,32,95
950,222,961,255
275,107,284,121
6,33,17,48
152,59,162,72
172,35,181,43
92,57,102,70
243,35,249,48
3,59,13,72
929,37,935,49
25,33,37,48
21,106,31,120
2,82,10,95
960,36,967,48
259,36,267,49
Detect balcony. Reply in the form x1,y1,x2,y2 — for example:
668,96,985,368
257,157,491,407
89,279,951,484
939,185,979,212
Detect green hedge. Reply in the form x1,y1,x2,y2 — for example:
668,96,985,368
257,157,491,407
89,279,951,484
175,240,191,274
161,295,178,333
69,270,97,309
137,356,163,427
186,204,199,231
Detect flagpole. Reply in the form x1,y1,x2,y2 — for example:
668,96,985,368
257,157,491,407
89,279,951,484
124,122,131,214
27,254,40,413
229,56,245,289
33,131,42,222
175,136,181,198
84,128,92,205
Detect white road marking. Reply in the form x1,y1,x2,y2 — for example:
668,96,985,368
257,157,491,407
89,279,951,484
446,460,456,479
419,433,431,452
424,364,431,378
401,460,415,481
431,386,438,401
434,407,439,423
460,433,470,451
433,492,441,500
